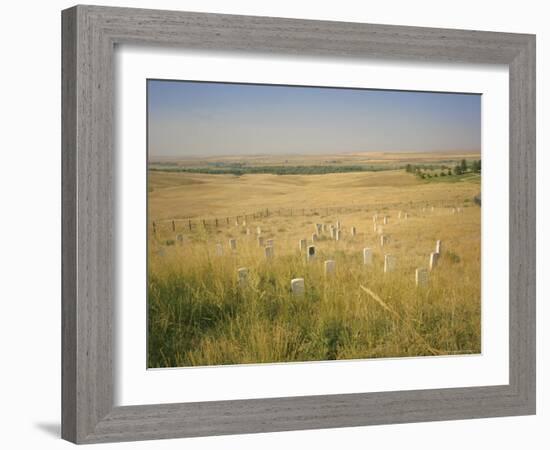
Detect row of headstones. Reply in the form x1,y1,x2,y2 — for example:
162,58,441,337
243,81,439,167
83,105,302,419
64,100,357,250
226,237,274,251
420,206,463,214
161,203,460,237
313,221,365,241
237,265,430,296
242,226,264,236
224,238,442,267
236,240,444,291
313,214,402,240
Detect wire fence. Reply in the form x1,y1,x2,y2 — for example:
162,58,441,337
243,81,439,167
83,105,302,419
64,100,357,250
150,200,468,234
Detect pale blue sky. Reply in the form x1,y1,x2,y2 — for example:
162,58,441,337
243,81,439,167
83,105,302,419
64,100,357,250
148,80,481,157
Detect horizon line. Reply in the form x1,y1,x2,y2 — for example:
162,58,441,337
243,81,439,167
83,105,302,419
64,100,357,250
149,149,482,160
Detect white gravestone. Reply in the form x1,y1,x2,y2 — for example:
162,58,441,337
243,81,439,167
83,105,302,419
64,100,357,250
435,240,442,254
415,268,429,286
229,239,237,250
336,220,341,229
299,239,307,251
266,239,274,247
257,226,262,235
246,228,251,235
265,246,274,259
324,260,335,276
350,226,356,236
312,233,318,242
291,278,305,296
258,236,264,247
215,243,223,256
315,223,322,234
307,245,316,261
335,229,341,241
429,252,440,270
363,248,373,265
384,254,396,273
238,267,248,286
380,235,388,246
383,216,388,225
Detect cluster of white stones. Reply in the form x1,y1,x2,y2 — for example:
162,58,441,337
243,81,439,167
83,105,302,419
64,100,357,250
162,206,455,292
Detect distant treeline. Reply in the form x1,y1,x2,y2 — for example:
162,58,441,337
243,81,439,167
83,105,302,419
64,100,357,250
149,165,400,175
405,159,481,179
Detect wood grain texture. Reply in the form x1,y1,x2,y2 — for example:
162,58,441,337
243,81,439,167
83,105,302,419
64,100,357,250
61,4,536,444
61,6,77,443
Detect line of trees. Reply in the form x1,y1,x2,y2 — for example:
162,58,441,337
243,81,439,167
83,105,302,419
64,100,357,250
405,159,481,179
149,164,399,176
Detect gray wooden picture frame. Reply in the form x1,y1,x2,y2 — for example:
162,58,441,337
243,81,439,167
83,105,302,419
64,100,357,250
61,5,536,444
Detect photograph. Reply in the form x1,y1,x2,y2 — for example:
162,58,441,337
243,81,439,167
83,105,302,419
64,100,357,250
0,0,541,446
146,80,482,368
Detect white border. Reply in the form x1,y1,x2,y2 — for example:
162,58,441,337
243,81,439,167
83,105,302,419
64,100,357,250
114,46,509,406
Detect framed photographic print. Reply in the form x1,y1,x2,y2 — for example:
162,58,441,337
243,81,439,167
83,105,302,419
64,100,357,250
62,5,536,444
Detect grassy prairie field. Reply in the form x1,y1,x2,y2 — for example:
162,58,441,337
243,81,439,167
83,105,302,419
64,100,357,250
147,155,481,368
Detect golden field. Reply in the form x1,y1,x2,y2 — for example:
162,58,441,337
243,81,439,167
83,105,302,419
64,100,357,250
147,156,481,368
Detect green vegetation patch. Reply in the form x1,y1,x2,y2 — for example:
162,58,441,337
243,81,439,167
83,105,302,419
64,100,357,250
149,164,400,176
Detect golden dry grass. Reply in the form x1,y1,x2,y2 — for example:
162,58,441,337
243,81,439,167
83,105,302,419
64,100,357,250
147,166,481,368
148,169,478,220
